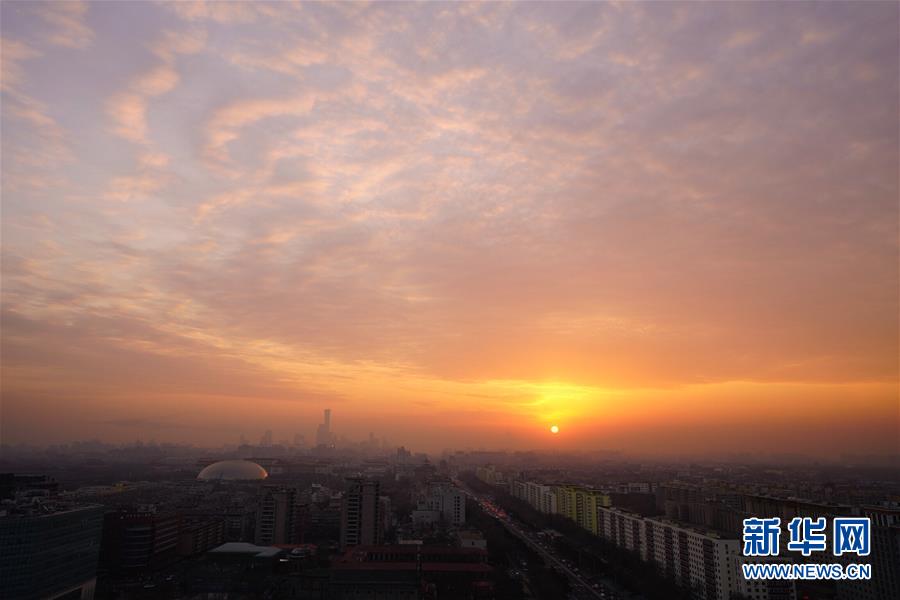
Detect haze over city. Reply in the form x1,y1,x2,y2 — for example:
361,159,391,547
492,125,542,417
2,1,898,456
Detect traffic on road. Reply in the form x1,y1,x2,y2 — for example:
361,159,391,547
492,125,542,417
453,478,639,600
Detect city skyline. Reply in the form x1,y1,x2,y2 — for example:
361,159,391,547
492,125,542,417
2,2,898,456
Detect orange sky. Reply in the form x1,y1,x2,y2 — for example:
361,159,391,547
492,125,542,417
1,2,898,456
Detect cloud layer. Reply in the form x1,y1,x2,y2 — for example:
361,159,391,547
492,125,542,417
2,1,897,455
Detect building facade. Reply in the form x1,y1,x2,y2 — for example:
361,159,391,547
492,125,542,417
340,478,383,549
523,482,558,515
412,482,466,527
1,502,105,600
596,506,797,600
255,486,302,545
598,506,648,560
836,505,900,600
553,485,610,535
100,507,180,575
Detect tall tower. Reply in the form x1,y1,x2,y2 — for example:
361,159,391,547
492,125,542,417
316,408,334,447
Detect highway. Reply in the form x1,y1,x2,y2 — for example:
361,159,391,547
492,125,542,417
453,478,634,600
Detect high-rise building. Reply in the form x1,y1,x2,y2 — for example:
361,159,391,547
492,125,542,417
340,478,383,549
177,518,225,557
222,504,256,542
511,480,557,515
475,464,505,486
0,501,104,600
379,495,393,533
836,505,900,600
555,484,578,521
316,408,335,447
553,484,610,535
260,429,273,447
735,556,798,600
100,507,180,575
434,483,466,526
411,482,466,527
595,506,797,600
310,495,342,541
445,486,466,526
646,518,742,600
598,506,650,560
396,446,412,464
255,486,303,545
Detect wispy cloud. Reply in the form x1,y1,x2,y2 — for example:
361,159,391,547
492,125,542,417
107,28,206,144
34,0,93,48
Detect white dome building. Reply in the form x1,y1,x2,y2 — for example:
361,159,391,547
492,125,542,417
197,459,268,481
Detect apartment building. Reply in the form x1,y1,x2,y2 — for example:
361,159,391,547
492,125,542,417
596,506,796,600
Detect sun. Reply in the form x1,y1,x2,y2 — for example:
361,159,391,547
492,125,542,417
550,424,560,434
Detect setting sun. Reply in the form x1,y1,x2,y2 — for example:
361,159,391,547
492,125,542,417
550,425,560,434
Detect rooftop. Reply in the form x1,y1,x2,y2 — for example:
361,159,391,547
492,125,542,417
197,459,268,481
208,542,282,558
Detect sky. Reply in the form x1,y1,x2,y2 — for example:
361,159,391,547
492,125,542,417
1,1,897,457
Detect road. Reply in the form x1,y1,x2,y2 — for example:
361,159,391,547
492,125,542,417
454,477,635,600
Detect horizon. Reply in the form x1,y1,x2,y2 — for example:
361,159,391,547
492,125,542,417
4,435,900,467
2,1,898,458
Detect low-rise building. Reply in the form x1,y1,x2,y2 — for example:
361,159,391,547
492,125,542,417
331,544,492,598
458,530,487,550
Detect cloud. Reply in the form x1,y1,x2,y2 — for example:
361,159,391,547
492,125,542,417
108,91,158,144
202,95,319,165
1,1,897,452
1,38,40,93
34,0,94,48
161,0,270,25
0,39,71,170
107,28,206,144
104,172,170,202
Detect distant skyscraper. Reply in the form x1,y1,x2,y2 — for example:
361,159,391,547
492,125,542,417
340,478,383,549
396,446,412,464
316,408,335,447
261,429,273,447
